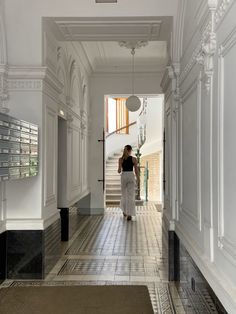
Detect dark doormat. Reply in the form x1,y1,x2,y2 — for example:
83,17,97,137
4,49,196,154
0,285,154,314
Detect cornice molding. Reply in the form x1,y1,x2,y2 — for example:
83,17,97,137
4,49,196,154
7,66,47,79
6,66,63,95
8,79,43,91
91,71,164,78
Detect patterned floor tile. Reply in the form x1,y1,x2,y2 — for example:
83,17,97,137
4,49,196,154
0,205,221,313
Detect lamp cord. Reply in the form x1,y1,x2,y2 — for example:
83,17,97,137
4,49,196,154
131,48,135,95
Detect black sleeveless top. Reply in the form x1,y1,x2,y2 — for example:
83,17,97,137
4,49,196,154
122,156,134,172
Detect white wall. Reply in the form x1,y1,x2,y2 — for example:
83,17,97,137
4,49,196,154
0,21,90,229
163,1,236,312
106,125,138,158
90,72,163,211
42,36,90,222
141,96,163,156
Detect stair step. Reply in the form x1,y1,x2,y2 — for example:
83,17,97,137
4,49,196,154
106,147,139,206
106,196,121,200
106,200,144,206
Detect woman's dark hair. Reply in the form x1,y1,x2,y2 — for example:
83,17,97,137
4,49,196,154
122,145,132,160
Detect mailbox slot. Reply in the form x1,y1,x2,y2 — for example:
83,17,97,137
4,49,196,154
0,126,9,140
0,154,9,168
0,114,38,181
0,140,9,154
9,155,21,167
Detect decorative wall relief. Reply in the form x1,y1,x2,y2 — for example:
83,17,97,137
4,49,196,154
196,0,218,92
67,114,74,133
0,65,8,113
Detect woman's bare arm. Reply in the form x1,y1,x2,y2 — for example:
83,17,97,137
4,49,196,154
133,157,140,182
118,158,122,173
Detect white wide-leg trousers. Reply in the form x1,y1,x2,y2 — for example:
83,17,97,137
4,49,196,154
120,172,136,216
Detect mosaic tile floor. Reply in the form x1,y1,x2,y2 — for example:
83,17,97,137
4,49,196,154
0,204,220,313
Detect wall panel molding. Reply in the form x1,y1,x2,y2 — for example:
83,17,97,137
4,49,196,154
179,77,202,231
217,24,236,265
44,105,57,207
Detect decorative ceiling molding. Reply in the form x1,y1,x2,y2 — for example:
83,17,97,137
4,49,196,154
95,0,117,2
93,64,166,74
118,41,148,50
53,17,164,41
79,41,167,74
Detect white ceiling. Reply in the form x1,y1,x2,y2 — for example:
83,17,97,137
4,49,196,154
47,16,172,73
51,16,172,42
80,41,168,73
53,17,168,41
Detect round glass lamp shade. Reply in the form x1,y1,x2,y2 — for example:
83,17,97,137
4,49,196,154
126,95,141,112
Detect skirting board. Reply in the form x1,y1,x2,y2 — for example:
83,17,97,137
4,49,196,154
175,224,235,313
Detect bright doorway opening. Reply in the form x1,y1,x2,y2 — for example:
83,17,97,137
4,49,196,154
105,95,164,209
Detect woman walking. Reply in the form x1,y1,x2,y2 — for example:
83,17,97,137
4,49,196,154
118,145,140,221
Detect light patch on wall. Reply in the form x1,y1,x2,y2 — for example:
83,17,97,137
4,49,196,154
59,110,65,118
95,0,117,3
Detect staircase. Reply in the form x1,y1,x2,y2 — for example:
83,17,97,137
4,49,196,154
106,148,139,207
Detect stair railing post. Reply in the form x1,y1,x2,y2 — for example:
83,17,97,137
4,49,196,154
145,161,149,202
135,148,141,201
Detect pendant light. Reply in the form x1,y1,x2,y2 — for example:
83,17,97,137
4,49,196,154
125,47,141,112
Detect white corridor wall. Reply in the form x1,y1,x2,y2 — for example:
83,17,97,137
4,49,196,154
163,0,236,312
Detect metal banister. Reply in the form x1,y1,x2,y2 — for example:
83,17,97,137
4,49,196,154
106,121,137,139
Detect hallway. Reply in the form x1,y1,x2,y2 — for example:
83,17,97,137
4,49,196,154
1,205,220,313
2,205,175,313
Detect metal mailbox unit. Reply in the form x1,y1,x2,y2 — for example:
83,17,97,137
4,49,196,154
0,113,39,181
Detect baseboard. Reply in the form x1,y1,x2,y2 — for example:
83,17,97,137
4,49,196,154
6,218,61,279
174,227,230,313
0,231,6,282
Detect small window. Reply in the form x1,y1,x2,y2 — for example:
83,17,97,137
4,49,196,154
106,97,129,134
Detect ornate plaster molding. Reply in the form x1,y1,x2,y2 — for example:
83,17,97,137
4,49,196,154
67,113,74,133
118,41,148,50
0,64,9,113
8,79,43,91
196,0,218,92
215,0,234,26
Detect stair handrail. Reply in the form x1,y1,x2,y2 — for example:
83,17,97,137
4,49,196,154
106,121,137,139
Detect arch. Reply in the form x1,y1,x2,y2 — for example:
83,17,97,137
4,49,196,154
57,46,69,105
69,60,82,110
